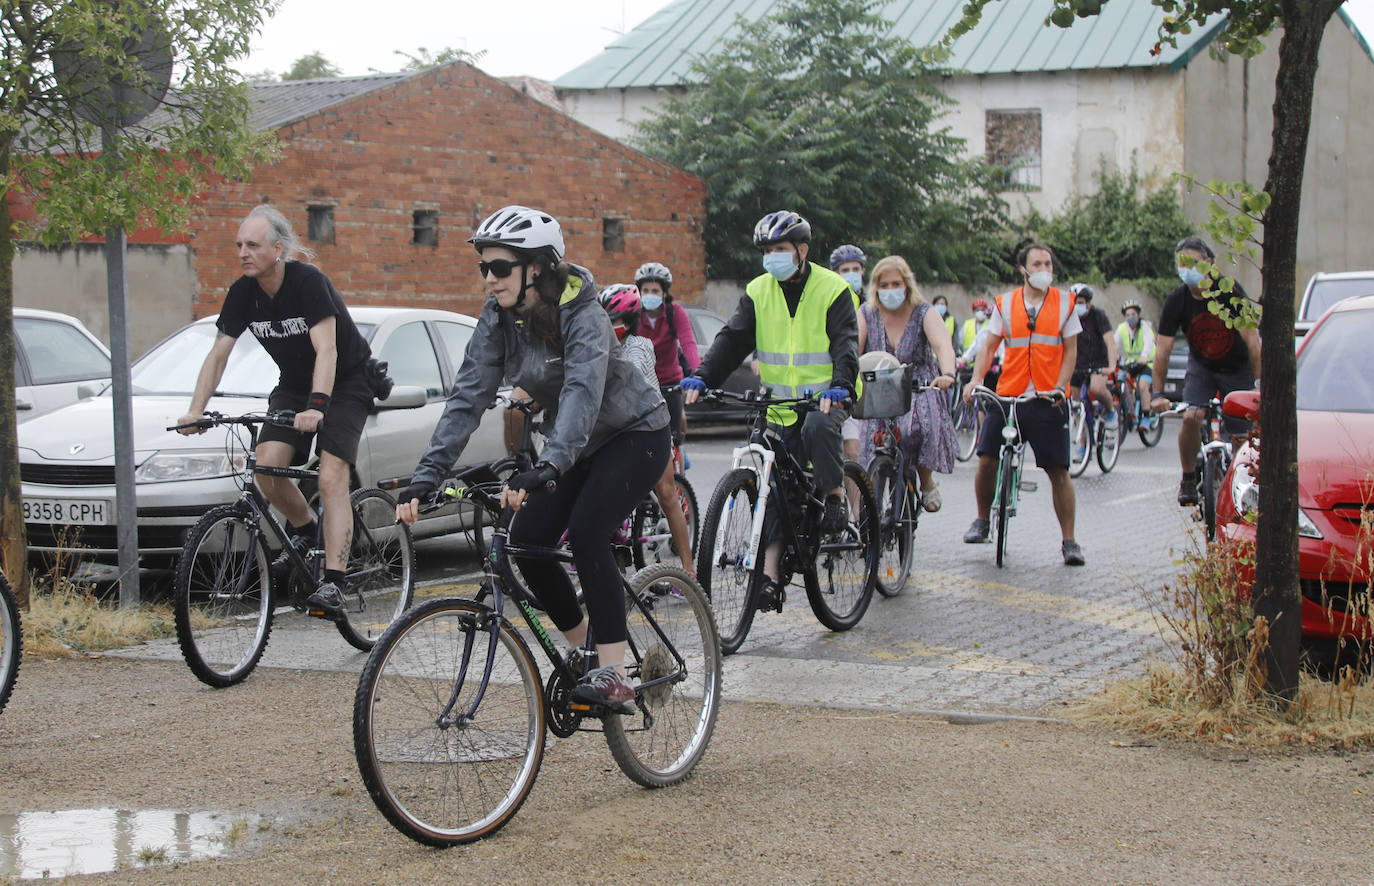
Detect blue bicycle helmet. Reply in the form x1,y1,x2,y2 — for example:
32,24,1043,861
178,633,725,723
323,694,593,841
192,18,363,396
753,210,811,249
829,244,866,269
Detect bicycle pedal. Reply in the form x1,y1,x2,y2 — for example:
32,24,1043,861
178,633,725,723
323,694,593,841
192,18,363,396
1018,480,1038,493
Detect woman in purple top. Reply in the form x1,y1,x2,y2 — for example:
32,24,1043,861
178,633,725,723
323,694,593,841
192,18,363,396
635,262,700,446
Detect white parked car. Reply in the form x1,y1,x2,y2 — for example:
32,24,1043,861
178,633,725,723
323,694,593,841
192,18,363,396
20,307,506,565
13,308,111,422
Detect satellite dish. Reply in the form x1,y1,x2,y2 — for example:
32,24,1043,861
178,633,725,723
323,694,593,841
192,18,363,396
52,8,173,128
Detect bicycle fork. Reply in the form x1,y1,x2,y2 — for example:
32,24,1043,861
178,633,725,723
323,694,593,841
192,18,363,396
715,442,775,572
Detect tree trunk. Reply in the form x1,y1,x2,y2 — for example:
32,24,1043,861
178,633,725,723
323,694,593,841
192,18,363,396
1253,0,1343,703
0,138,30,608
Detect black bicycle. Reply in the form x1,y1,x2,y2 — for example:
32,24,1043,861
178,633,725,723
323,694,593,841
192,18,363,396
866,381,938,597
0,574,20,716
1164,396,1231,540
694,389,879,655
167,411,415,687
353,407,721,846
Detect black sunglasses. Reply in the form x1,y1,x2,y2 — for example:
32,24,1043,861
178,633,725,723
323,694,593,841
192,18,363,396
478,259,526,279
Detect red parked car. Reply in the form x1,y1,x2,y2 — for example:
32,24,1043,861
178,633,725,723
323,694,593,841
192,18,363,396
1216,294,1374,672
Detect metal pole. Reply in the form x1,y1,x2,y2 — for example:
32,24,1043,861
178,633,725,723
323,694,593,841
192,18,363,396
103,126,140,607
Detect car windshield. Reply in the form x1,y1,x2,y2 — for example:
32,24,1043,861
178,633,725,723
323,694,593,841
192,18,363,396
1297,308,1374,413
128,322,377,396
1303,278,1374,321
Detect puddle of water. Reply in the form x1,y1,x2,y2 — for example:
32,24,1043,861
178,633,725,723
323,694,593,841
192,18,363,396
0,808,260,880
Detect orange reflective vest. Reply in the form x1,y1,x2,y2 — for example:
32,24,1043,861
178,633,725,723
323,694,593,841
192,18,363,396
995,286,1072,396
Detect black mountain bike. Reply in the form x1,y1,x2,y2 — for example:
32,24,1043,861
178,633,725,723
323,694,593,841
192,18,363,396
866,382,937,597
167,411,415,687
0,574,20,716
353,405,721,846
1165,397,1231,540
695,389,879,655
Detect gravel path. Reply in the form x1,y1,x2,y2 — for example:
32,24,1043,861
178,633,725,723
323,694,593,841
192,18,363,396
2,657,1371,884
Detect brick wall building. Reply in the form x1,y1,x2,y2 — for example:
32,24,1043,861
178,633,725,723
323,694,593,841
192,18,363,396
190,62,705,319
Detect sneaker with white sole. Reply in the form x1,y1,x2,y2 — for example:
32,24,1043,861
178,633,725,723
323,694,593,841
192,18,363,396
570,666,636,715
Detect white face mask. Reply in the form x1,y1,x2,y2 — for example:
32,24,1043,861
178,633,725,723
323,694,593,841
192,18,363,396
1073,304,1088,318
839,271,863,292
974,309,988,322
877,288,906,310
1027,270,1053,291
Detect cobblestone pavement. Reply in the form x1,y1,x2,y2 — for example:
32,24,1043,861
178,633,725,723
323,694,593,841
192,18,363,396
116,421,1202,717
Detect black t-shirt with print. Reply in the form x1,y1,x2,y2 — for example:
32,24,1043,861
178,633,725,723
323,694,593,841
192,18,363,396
216,261,370,391
1158,280,1250,372
1073,305,1112,370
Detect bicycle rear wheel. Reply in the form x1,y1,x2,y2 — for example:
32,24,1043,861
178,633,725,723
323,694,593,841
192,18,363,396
0,575,20,716
605,564,722,788
336,488,416,651
808,461,878,631
174,505,274,688
354,597,545,847
632,473,699,569
953,398,981,462
1068,400,1090,478
1096,415,1121,473
696,468,764,655
994,455,1015,567
868,454,913,597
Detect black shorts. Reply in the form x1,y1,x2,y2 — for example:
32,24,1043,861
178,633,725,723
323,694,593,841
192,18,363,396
661,385,685,445
1182,358,1254,437
258,370,372,466
975,395,1070,469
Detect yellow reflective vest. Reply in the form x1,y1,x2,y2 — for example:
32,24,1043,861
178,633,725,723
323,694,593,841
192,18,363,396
748,263,854,426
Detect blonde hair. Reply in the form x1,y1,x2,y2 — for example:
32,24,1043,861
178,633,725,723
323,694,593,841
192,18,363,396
865,255,923,310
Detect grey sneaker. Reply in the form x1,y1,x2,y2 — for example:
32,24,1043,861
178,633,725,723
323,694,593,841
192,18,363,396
963,518,990,544
304,582,346,617
570,666,636,715
1178,475,1200,506
1061,539,1086,566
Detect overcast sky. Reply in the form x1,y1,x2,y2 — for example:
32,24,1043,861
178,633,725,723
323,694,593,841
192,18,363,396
241,0,1374,82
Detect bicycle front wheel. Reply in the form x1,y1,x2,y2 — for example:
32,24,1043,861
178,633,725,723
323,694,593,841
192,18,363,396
953,398,981,462
605,564,722,788
174,505,274,687
1096,415,1121,473
354,597,545,847
1068,400,1090,478
868,454,913,597
1139,412,1165,447
0,575,20,716
632,472,699,569
994,453,1015,568
336,488,416,651
808,461,878,631
696,468,763,655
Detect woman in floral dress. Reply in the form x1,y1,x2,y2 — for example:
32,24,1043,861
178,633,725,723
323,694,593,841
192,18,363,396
857,255,959,511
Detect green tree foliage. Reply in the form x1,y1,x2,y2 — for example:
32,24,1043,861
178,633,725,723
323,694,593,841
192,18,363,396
393,46,486,72
1021,160,1196,299
636,0,1008,283
282,50,340,80
1,0,279,599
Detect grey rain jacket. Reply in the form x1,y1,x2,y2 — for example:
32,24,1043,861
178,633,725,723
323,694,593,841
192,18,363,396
409,264,669,489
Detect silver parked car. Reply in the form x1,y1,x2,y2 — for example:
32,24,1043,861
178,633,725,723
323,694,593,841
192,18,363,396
20,307,505,564
13,308,111,422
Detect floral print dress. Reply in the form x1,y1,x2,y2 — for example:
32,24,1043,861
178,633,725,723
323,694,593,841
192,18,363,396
858,302,957,473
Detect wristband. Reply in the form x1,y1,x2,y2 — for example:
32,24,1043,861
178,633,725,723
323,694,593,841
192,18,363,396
307,392,331,414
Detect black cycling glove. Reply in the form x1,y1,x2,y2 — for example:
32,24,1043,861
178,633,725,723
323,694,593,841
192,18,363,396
506,462,559,494
395,480,437,506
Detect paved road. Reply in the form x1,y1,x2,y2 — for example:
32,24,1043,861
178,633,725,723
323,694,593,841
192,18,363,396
118,417,1200,716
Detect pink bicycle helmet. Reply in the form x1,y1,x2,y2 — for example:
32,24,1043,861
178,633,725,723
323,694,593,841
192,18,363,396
599,284,642,323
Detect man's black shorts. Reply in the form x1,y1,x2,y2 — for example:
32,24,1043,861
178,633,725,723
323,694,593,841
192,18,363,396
975,394,1070,469
1182,357,1254,438
259,370,372,466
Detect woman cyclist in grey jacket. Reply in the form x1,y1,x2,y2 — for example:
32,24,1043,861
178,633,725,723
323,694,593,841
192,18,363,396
395,206,670,713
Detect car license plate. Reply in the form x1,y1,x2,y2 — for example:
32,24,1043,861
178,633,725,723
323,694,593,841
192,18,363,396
22,498,111,525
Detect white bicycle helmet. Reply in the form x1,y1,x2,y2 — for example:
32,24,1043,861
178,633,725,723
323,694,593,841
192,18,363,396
634,262,673,288
858,351,901,373
469,205,565,260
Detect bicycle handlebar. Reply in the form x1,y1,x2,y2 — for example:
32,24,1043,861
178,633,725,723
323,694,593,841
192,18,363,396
970,384,1055,405
166,410,298,433
700,387,848,412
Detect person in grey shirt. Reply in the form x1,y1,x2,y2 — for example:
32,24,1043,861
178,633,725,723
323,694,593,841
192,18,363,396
394,206,670,714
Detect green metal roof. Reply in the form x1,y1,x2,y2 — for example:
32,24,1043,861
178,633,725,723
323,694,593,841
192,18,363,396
554,0,1225,89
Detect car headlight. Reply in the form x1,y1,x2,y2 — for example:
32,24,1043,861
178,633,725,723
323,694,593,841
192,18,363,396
1231,472,1323,539
135,451,246,483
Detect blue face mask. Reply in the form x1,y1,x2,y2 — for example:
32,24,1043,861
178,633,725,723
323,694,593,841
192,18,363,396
877,288,906,310
762,251,797,281
935,304,947,316
1177,266,1206,287
641,294,663,311
840,271,863,292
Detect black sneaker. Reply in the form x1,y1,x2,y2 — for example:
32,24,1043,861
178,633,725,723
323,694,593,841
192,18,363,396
304,582,346,617
756,576,785,613
821,494,848,534
570,666,636,715
1061,539,1086,566
1178,475,1200,506
963,518,990,544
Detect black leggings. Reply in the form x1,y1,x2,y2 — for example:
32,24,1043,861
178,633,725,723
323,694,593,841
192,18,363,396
510,425,670,644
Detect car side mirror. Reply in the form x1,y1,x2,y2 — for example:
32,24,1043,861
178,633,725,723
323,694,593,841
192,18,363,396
375,384,427,410
1222,389,1260,422
77,381,106,400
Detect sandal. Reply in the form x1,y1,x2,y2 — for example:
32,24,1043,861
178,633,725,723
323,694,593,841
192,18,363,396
920,482,942,512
